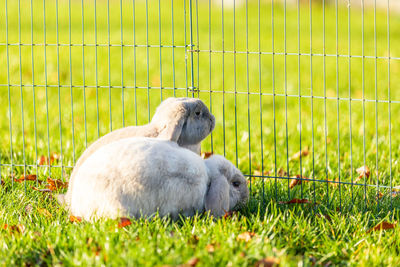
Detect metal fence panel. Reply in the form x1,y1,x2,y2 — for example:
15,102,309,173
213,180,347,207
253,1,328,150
1,0,399,213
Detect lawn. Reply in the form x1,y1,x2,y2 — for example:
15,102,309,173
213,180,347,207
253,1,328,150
1,0,400,265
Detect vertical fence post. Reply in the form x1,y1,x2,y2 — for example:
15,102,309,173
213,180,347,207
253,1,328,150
5,0,14,187
188,0,196,97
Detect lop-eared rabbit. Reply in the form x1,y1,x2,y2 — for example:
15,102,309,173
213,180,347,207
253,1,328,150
67,137,249,221
61,97,215,205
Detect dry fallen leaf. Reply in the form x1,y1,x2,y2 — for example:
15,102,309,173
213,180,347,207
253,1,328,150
184,257,200,267
376,192,384,200
367,221,397,233
37,208,52,218
189,235,200,245
289,175,311,189
279,198,312,204
2,224,25,234
391,190,400,198
46,178,68,190
355,166,370,182
328,178,339,187
14,174,37,183
92,246,102,256
38,155,46,165
254,257,280,267
38,153,60,166
223,211,238,219
290,147,309,161
118,217,132,228
316,214,332,222
206,244,215,253
69,215,83,223
277,168,288,177
38,155,52,165
237,232,256,242
201,151,213,159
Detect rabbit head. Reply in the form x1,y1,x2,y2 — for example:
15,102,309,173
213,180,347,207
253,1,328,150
151,98,215,147
204,155,249,217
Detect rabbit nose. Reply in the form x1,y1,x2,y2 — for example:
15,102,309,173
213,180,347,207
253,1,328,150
209,117,215,131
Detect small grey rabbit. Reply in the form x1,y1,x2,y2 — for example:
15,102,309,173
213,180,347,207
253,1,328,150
67,137,249,221
61,97,215,205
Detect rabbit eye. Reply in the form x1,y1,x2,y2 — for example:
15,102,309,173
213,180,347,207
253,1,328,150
232,181,241,188
195,111,201,116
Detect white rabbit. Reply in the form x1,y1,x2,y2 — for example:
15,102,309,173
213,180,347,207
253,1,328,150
61,97,215,206
67,137,249,221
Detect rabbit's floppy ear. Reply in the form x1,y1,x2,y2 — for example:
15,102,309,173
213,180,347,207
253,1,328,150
205,177,230,217
156,104,189,142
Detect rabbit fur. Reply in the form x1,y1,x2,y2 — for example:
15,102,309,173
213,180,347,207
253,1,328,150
67,137,249,221
62,97,215,206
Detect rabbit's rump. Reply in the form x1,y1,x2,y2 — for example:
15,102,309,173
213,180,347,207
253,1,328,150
69,138,208,220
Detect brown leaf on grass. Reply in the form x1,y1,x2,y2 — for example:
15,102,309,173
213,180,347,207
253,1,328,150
206,244,215,253
184,257,200,267
289,175,311,189
1,180,4,186
189,235,200,245
355,166,370,182
46,178,68,190
376,192,384,200
93,246,102,256
279,198,312,204
118,217,132,228
201,151,213,159
316,214,332,222
391,190,400,198
205,242,220,253
277,168,288,177
223,211,238,219
37,208,52,218
46,185,57,191
14,174,38,183
38,153,60,166
38,155,46,165
69,215,82,223
237,232,256,242
31,178,68,192
86,237,102,256
290,147,309,161
367,221,397,233
254,257,280,267
328,178,339,187
2,224,25,234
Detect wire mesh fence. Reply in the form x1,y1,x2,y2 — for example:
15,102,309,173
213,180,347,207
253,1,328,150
1,0,399,213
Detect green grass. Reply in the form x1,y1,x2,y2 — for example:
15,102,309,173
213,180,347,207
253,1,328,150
1,185,400,266
1,0,400,265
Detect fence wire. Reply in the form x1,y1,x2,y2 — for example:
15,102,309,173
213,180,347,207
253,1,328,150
0,0,399,213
